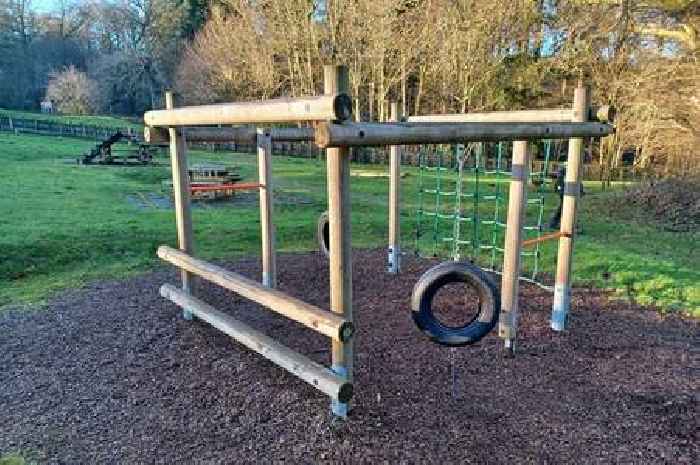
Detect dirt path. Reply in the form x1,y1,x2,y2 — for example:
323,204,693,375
1,250,697,464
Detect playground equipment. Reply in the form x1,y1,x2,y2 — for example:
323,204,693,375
144,66,613,418
412,140,557,287
78,131,159,165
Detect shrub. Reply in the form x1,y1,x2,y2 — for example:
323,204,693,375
45,66,101,115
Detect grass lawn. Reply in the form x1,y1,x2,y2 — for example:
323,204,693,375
0,108,141,129
1,132,697,316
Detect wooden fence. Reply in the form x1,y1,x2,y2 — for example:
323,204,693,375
0,115,138,141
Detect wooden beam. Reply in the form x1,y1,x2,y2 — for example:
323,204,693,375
498,141,530,353
324,65,354,418
388,102,401,274
257,129,277,289
190,182,261,193
407,105,614,123
552,85,588,332
315,121,613,148
144,94,352,127
157,246,354,342
144,126,315,145
160,284,353,402
522,231,570,248
165,91,196,320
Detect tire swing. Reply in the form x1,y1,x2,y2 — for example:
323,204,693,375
317,211,330,258
411,261,500,346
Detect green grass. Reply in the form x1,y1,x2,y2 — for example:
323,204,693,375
0,108,141,129
0,452,37,465
1,133,697,316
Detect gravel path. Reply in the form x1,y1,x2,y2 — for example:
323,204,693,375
1,250,697,464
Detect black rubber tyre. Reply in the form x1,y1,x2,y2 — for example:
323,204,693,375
317,211,330,258
410,261,500,346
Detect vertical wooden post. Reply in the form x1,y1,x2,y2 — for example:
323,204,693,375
257,128,276,288
401,54,407,117
498,141,530,352
166,91,196,319
324,65,353,418
551,84,588,331
388,102,401,274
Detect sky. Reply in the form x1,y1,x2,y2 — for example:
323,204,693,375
32,0,63,14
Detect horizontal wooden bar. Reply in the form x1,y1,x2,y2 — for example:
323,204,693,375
144,126,315,145
160,284,353,402
407,105,614,123
522,231,571,247
315,121,614,148
190,182,261,193
157,246,353,342
144,94,351,127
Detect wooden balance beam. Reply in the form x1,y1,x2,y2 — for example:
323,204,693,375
160,284,353,403
157,246,354,342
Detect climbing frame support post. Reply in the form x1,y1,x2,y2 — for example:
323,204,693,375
551,84,589,331
257,128,276,288
324,65,354,418
388,102,402,274
165,90,196,319
498,140,530,352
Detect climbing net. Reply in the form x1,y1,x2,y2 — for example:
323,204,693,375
414,141,558,289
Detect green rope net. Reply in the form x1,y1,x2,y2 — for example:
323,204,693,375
415,141,556,289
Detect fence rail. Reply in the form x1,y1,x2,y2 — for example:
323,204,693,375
0,115,138,141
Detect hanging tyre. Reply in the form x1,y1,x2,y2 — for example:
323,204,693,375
411,261,499,346
317,211,330,258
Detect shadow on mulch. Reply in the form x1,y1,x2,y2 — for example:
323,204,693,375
1,250,697,464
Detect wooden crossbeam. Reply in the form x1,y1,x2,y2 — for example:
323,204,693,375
190,182,262,193
522,231,571,248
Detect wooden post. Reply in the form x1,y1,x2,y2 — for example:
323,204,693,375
401,54,407,117
498,141,530,352
166,91,196,319
551,84,588,331
324,65,353,418
257,128,276,288
388,102,401,274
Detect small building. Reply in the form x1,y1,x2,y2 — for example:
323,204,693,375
40,100,54,114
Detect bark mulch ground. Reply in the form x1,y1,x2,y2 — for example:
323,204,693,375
1,250,697,464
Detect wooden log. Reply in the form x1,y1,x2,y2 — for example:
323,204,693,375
315,121,613,148
324,65,354,418
144,126,315,145
498,140,530,352
157,246,354,342
165,91,196,320
160,284,353,402
551,85,588,332
144,94,352,127
388,102,401,274
257,128,277,289
407,105,614,123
